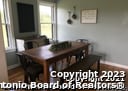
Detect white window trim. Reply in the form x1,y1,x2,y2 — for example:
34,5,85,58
3,0,15,51
37,0,57,40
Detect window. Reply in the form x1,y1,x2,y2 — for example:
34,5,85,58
38,1,56,39
0,0,14,50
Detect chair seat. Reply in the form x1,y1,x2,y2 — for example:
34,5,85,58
25,63,43,82
27,64,43,75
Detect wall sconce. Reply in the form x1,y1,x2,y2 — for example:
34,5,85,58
72,6,77,19
67,11,73,24
66,6,77,24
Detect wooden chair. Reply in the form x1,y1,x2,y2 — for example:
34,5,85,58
16,40,44,83
67,39,89,65
16,53,43,83
76,39,88,43
75,39,89,61
24,35,50,50
24,40,39,50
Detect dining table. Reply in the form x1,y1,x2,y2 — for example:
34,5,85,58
21,41,89,83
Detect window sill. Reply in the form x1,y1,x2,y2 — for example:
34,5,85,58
5,48,16,53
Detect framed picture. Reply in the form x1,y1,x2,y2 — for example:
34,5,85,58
81,9,97,24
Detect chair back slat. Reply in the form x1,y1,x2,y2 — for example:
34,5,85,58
76,39,88,43
24,40,39,50
16,53,29,70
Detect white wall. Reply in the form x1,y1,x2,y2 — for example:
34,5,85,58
0,14,8,82
57,0,128,66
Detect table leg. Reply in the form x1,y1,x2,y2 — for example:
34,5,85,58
43,63,50,91
43,62,49,83
97,60,100,76
66,56,71,66
85,45,89,56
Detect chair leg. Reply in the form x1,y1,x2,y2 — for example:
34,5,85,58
66,56,71,66
37,74,40,81
30,75,36,91
30,75,36,82
97,60,100,76
24,72,29,83
75,54,81,62
59,78,66,91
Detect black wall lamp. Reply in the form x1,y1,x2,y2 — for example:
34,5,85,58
67,11,72,24
72,6,77,19
67,6,77,24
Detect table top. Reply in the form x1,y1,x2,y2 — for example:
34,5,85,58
22,41,89,64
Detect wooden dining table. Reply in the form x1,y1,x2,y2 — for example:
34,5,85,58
21,41,89,83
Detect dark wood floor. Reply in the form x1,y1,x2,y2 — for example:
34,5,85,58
8,58,128,91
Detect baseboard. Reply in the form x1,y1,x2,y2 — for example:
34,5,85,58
8,63,20,70
101,60,128,69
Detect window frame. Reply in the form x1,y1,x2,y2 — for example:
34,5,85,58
37,0,57,40
0,0,15,51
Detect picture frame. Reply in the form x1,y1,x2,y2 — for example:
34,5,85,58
80,9,97,24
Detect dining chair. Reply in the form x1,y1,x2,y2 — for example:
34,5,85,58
68,39,89,65
16,53,43,83
76,39,89,60
76,39,88,43
24,35,50,50
24,40,39,50
16,40,44,83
